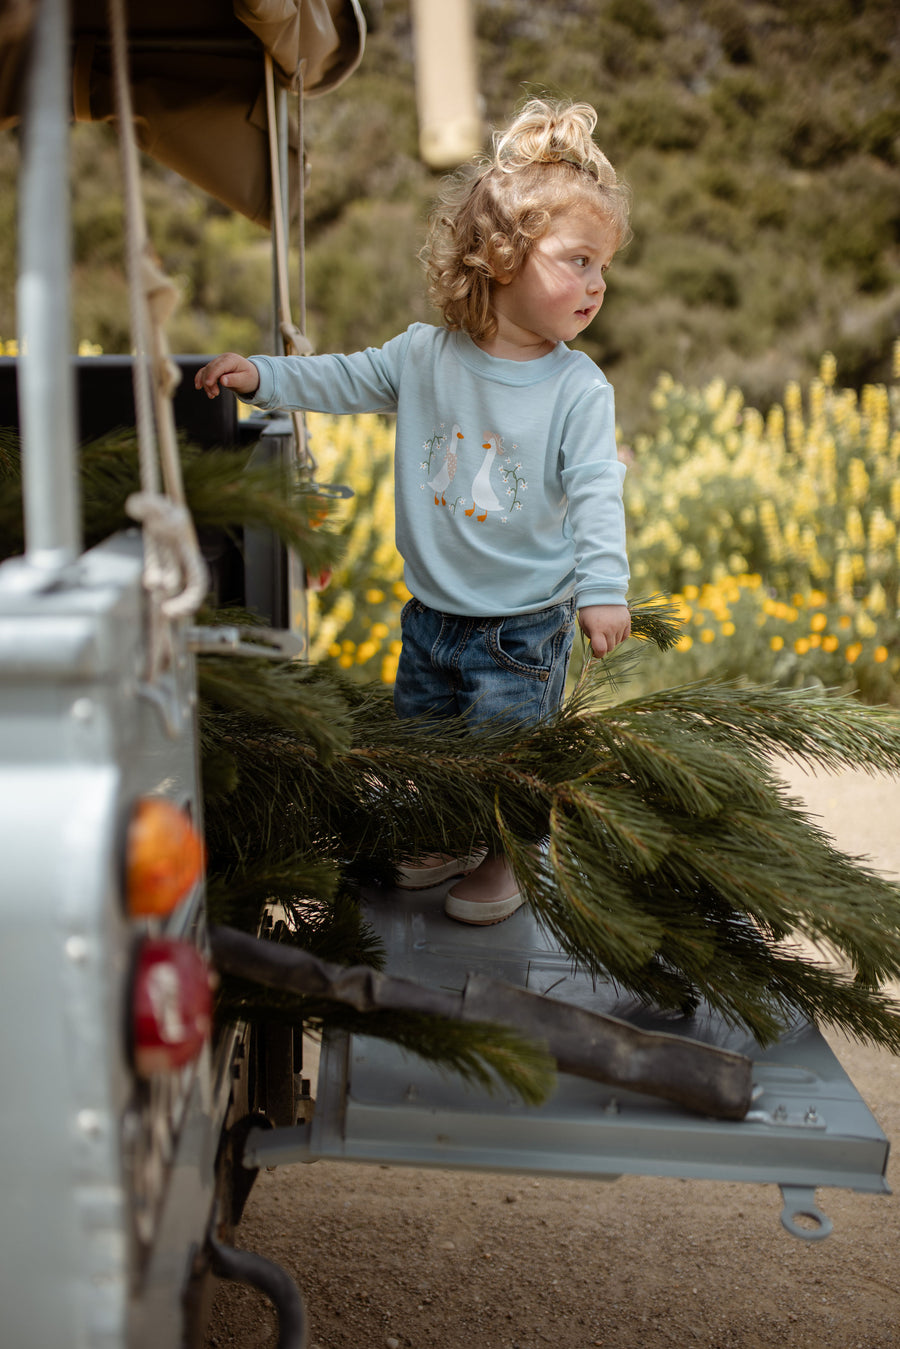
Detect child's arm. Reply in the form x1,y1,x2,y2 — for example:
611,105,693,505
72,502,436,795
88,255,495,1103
193,328,419,415
194,353,261,400
560,380,630,657
578,603,631,658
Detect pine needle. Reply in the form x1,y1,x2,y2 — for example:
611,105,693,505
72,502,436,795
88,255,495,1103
0,429,344,574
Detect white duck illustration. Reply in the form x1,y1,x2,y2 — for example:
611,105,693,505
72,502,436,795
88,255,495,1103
465,434,503,521
428,424,463,505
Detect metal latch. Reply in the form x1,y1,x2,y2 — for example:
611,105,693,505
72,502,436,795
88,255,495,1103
779,1186,833,1241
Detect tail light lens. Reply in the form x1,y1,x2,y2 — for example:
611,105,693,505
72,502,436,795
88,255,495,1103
126,797,205,918
132,937,213,1077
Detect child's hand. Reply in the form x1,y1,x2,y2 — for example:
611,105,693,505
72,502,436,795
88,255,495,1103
194,353,260,400
578,604,631,658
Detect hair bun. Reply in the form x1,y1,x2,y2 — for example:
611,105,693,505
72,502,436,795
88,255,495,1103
493,97,616,185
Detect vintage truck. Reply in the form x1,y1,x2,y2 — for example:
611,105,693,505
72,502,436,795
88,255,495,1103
0,3,891,1348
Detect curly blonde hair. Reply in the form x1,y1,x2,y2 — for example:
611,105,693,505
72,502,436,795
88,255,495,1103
422,98,632,342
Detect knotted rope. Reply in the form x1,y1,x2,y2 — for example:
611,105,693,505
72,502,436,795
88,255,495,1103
107,0,208,677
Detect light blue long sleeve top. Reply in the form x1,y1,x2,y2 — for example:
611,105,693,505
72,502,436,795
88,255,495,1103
247,323,629,618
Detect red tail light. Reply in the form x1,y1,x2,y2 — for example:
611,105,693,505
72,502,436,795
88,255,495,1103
132,937,213,1077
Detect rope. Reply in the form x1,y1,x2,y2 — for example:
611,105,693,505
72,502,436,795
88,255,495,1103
106,0,156,497
107,0,208,665
264,52,313,471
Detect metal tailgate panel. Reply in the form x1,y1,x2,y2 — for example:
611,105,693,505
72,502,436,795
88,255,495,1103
306,887,890,1197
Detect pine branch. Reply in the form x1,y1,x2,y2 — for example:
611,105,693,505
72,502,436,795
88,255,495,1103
623,592,684,651
199,659,353,760
602,678,900,777
0,430,344,574
199,658,900,1051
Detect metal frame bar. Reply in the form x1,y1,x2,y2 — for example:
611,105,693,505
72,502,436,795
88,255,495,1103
16,0,81,573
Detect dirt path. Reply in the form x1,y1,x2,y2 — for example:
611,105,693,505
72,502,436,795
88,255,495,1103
204,762,900,1349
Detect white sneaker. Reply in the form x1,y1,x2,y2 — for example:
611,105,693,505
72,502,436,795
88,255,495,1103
396,850,487,890
444,888,524,925
443,854,525,925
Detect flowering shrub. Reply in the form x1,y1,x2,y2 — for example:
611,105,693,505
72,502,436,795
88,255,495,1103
626,347,900,702
305,349,900,702
304,411,409,685
627,574,896,704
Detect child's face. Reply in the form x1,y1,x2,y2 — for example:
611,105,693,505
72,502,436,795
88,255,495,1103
491,208,618,356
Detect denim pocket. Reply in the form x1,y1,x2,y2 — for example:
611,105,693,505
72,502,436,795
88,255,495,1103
400,597,426,627
485,602,574,683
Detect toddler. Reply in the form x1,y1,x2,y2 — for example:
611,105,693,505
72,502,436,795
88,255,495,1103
196,97,632,925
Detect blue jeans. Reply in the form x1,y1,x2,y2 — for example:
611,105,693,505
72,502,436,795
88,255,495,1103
393,598,575,730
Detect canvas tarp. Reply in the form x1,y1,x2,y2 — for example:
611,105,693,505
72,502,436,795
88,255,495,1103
0,0,365,224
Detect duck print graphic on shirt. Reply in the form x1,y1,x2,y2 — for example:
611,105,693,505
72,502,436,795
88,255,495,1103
425,423,464,505
465,434,504,521
420,424,528,523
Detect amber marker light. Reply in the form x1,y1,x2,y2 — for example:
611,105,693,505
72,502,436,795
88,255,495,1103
126,797,205,919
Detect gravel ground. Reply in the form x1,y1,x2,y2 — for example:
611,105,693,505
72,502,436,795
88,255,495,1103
204,761,900,1349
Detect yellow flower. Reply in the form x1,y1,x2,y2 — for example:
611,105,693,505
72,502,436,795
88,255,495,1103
721,621,736,637
845,642,863,664
874,646,889,663
835,555,855,600
700,628,715,644
785,381,803,416
866,582,887,617
371,622,390,639
770,636,785,651
822,635,839,653
847,463,869,505
810,612,827,632
365,588,385,604
794,638,811,655
869,510,895,550
676,634,693,651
